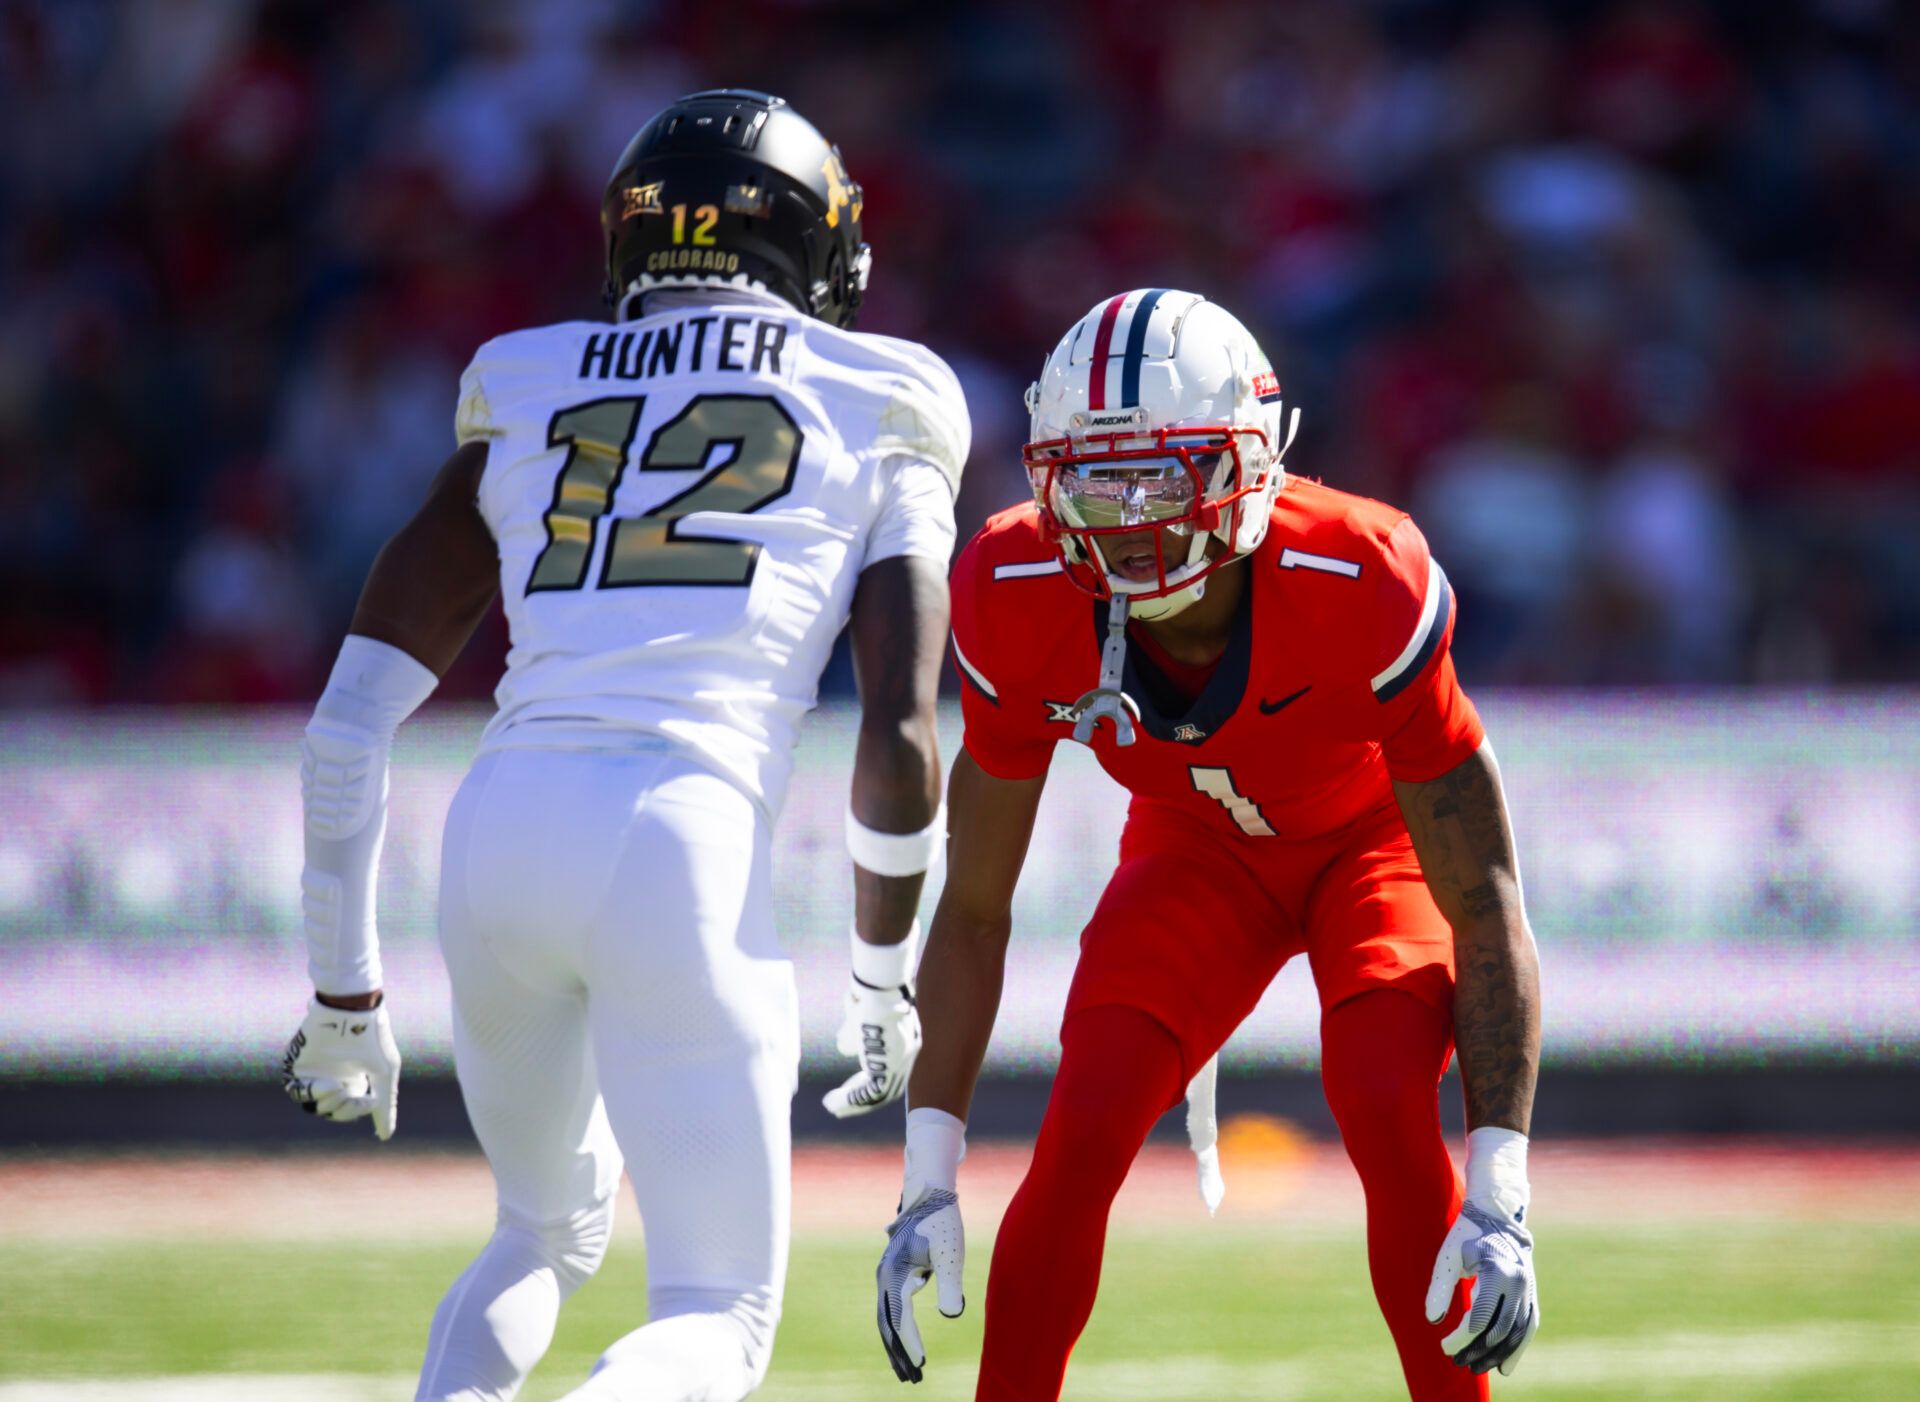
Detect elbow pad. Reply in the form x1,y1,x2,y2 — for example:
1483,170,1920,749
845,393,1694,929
301,636,437,995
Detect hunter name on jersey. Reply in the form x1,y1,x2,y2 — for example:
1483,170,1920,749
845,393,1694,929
576,315,791,384
952,477,1484,842
456,293,969,816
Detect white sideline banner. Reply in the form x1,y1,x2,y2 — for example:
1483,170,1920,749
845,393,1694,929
0,694,1915,1075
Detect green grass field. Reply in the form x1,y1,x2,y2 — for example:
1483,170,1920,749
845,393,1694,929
4,1217,1919,1400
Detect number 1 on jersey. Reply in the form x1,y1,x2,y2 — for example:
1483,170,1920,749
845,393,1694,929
528,393,802,594
528,398,644,592
1190,766,1276,837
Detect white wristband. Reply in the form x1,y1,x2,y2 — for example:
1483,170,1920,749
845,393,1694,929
904,1106,967,1198
846,803,945,878
1464,1125,1530,1221
850,920,921,989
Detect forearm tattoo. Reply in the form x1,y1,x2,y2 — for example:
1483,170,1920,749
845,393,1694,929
1396,750,1541,1134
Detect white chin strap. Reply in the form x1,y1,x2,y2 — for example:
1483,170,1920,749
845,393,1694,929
1128,577,1207,621
1082,518,1212,621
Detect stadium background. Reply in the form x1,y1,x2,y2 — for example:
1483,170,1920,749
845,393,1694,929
2,0,1916,1398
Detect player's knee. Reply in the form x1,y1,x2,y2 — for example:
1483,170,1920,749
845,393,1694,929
499,1191,614,1298
1030,1102,1146,1194
1032,1007,1183,1190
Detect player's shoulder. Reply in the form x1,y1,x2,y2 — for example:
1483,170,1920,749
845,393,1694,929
807,323,963,396
463,319,607,376
456,320,608,443
953,501,1059,589
1261,477,1450,690
800,325,971,491
1264,476,1420,574
950,502,1081,676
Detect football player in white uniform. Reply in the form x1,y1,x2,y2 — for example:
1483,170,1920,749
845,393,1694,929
278,89,968,1402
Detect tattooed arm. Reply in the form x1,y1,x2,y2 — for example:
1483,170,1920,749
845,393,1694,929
1393,741,1540,1133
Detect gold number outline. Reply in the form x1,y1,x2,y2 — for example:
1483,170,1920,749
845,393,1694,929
600,394,802,590
526,396,646,594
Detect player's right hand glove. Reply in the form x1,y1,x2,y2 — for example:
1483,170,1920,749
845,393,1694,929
280,995,401,1140
876,1184,965,1383
1426,1127,1539,1375
823,975,922,1119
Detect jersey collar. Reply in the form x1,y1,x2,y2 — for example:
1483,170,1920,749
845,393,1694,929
1092,580,1254,747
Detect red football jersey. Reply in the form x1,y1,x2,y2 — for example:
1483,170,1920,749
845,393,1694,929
951,478,1485,842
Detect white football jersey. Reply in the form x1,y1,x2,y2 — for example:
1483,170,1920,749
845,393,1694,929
454,290,968,816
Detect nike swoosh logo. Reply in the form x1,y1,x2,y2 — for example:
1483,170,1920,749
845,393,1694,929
1258,686,1311,715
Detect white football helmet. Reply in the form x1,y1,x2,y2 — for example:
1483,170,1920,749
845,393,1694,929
1024,290,1300,620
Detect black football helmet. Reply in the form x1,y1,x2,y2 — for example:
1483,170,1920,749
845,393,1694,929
600,89,871,328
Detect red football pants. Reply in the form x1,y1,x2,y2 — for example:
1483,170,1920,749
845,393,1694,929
977,992,1485,1401
978,798,1482,1399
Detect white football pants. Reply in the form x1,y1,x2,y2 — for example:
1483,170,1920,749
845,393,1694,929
416,746,798,1402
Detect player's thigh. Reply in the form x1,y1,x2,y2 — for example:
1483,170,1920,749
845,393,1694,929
1301,801,1457,1022
585,759,797,1293
438,753,622,1220
1066,808,1300,1080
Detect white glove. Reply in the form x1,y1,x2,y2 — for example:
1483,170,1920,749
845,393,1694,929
877,1185,964,1382
823,975,922,1119
280,996,401,1140
875,1107,966,1381
1426,1127,1539,1375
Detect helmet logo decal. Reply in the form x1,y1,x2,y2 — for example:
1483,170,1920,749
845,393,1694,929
724,183,772,218
820,151,856,228
1251,369,1283,404
622,182,665,219
1074,408,1149,431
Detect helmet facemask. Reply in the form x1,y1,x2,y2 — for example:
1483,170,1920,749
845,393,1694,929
1025,425,1274,618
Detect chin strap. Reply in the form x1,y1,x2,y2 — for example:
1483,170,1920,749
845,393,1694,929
1068,593,1140,747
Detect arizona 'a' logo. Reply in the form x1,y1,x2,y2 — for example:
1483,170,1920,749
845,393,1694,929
1173,722,1206,743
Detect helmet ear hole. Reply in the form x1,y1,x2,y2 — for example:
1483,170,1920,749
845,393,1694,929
824,244,846,307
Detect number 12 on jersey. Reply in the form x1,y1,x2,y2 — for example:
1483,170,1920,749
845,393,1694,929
528,393,802,594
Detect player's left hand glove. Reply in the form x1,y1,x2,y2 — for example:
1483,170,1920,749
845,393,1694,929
1426,1127,1538,1375
280,995,401,1140
876,1185,965,1382
823,975,922,1119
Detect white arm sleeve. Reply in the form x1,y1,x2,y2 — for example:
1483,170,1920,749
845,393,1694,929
864,456,958,568
301,635,438,995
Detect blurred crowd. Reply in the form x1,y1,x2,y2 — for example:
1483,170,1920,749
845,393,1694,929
2,0,1916,704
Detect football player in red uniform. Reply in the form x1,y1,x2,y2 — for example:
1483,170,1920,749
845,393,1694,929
874,290,1542,1400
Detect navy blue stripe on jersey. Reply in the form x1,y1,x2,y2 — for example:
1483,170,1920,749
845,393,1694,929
1119,288,1168,407
1373,565,1452,704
